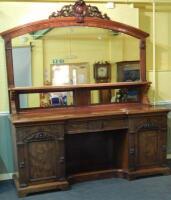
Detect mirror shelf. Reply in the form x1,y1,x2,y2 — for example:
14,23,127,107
9,81,151,113
9,81,150,93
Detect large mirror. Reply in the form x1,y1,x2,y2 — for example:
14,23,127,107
12,26,140,108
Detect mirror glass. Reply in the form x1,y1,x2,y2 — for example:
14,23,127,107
12,26,140,108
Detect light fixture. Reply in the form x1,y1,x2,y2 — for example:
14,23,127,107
64,28,77,60
106,2,115,9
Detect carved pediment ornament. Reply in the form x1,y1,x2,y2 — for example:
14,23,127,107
49,0,110,23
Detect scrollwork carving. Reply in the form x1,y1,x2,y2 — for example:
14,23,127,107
49,0,110,23
16,124,64,143
136,119,159,131
24,132,54,142
86,5,110,20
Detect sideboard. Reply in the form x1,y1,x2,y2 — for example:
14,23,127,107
0,0,170,197
11,104,170,197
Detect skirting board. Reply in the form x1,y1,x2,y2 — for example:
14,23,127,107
0,173,13,181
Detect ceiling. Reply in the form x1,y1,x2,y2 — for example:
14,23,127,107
31,27,120,40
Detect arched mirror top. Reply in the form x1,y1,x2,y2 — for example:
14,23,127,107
0,0,149,40
0,0,151,113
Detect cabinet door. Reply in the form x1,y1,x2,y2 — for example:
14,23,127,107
136,130,160,168
15,123,65,187
129,114,167,170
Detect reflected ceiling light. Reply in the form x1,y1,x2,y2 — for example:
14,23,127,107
97,35,102,40
106,2,115,9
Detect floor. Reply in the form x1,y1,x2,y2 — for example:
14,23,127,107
1,175,171,200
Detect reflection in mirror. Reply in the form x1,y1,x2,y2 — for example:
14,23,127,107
12,26,140,108
20,92,74,109
19,87,140,109
91,90,99,104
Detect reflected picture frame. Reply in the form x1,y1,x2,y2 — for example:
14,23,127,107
116,60,140,82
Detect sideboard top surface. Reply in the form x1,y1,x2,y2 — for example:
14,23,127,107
10,104,170,125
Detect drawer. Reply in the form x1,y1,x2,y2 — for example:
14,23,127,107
67,121,88,133
129,115,166,132
67,119,103,134
15,123,64,143
67,118,128,134
103,118,128,130
88,120,103,131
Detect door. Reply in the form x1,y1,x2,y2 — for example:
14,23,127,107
136,130,160,168
131,115,167,169
16,123,65,186
50,63,90,106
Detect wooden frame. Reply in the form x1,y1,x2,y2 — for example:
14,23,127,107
0,0,149,113
0,2,149,90
117,60,140,82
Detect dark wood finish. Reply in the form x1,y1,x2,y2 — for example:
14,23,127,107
73,89,90,106
0,0,149,112
9,82,150,93
13,174,69,198
11,105,170,196
49,0,110,23
4,40,14,87
0,0,169,197
99,89,111,104
9,82,151,112
0,17,149,41
140,39,146,81
15,122,66,185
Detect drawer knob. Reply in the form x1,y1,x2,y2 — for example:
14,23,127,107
59,157,65,164
129,148,135,155
58,136,64,141
19,161,25,168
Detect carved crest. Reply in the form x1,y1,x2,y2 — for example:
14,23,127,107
49,0,110,23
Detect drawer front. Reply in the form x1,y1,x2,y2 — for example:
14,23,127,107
129,115,165,132
67,120,103,133
16,123,64,143
67,121,88,133
103,118,128,130
67,117,127,134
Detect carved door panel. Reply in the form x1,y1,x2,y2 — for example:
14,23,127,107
28,140,58,182
15,123,65,186
136,130,159,168
130,115,167,169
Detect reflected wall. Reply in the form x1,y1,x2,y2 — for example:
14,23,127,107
12,26,140,108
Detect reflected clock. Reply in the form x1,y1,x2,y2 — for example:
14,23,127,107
94,61,111,82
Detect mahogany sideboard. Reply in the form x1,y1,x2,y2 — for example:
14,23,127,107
0,0,170,197
11,104,170,197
